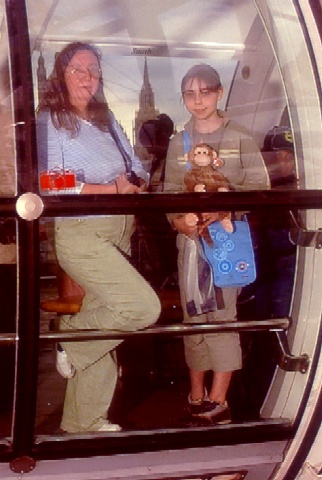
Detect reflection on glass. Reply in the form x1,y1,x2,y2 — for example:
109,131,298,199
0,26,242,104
27,0,296,193
0,4,16,197
0,103,15,196
27,0,298,436
262,125,297,189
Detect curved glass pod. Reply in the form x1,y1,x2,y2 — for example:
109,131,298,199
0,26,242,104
254,0,322,414
252,2,322,479
0,0,320,479
25,0,322,438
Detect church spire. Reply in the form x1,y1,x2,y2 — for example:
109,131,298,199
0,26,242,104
37,51,47,106
133,57,159,169
143,57,150,86
139,57,155,111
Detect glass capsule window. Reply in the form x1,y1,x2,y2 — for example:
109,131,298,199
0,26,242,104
0,2,321,479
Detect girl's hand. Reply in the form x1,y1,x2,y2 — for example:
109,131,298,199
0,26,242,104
185,213,199,227
172,214,198,238
198,212,219,235
115,173,141,194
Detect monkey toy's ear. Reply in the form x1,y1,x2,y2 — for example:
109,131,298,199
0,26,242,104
213,150,224,168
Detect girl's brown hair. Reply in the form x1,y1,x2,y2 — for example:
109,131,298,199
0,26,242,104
181,63,222,96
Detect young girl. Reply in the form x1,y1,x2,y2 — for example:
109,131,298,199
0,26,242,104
164,63,269,423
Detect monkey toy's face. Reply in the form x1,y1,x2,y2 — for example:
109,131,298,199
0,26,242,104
193,145,213,167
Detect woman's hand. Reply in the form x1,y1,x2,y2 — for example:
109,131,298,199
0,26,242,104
80,174,146,194
138,178,148,192
115,173,141,194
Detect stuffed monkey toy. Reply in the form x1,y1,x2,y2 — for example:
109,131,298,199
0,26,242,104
184,143,233,245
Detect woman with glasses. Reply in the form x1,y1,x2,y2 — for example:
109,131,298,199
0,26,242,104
37,42,161,433
164,63,269,424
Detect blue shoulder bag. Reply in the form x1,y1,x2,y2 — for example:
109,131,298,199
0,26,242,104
200,220,256,288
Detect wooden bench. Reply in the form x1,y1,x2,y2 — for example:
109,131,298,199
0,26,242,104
41,268,85,316
40,296,83,315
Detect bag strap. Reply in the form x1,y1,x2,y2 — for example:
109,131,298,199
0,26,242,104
183,130,191,154
182,130,192,171
108,114,132,174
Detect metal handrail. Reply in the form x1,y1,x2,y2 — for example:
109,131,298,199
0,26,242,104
0,318,289,345
2,190,322,216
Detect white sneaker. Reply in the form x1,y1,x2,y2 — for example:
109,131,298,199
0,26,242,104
56,346,76,378
97,421,122,432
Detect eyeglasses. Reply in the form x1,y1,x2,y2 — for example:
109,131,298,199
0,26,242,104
67,66,102,79
182,88,217,100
